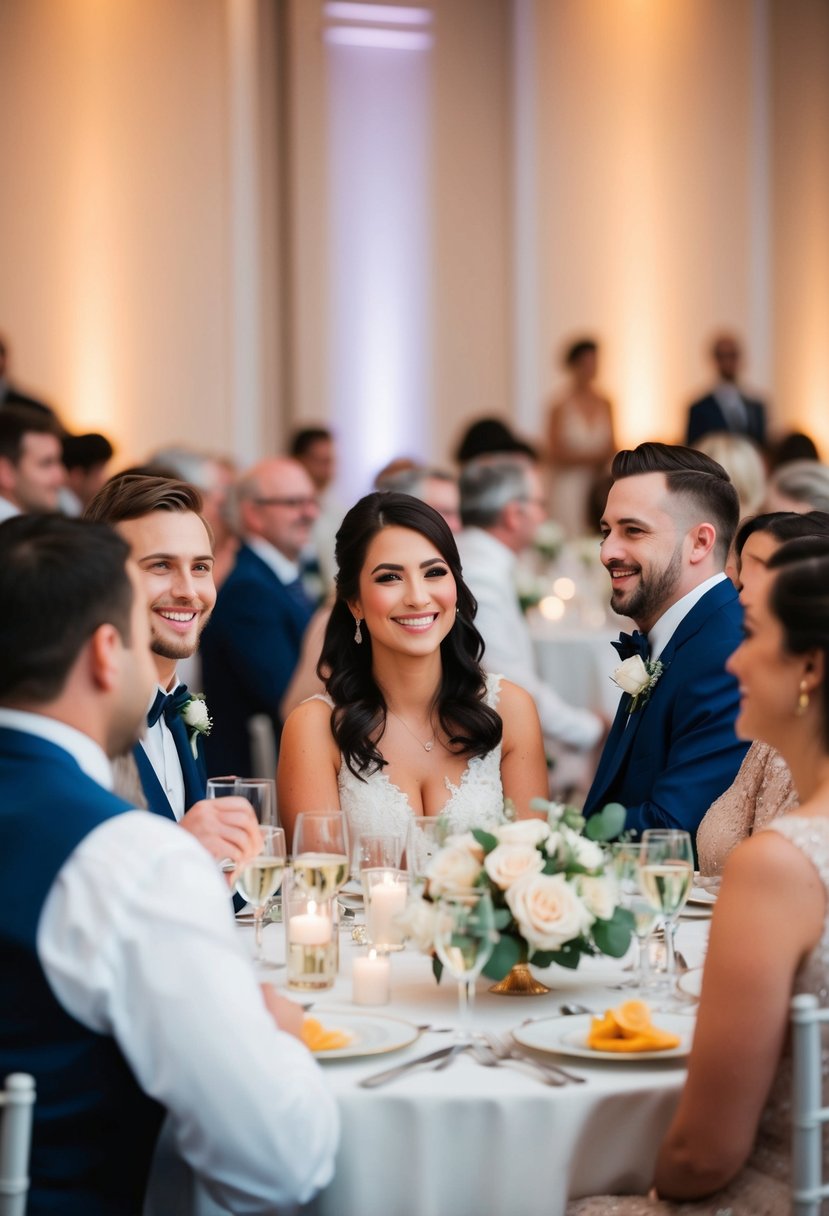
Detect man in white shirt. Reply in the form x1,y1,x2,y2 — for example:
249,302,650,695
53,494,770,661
0,513,339,1215
0,404,64,522
84,473,259,866
457,455,604,754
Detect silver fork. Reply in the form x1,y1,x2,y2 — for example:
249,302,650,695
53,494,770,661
470,1039,563,1086
484,1032,586,1084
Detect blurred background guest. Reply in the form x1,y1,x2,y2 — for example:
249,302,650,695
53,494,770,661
694,431,767,521
767,429,821,472
762,459,829,514
0,405,64,522
685,331,769,450
546,336,616,539
454,416,538,466
374,463,461,533
59,431,115,517
290,425,343,594
201,456,319,776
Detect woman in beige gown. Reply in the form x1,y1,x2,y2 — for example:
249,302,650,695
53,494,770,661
696,510,829,875
569,534,829,1214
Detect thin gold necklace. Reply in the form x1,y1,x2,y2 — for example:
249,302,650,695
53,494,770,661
387,708,435,752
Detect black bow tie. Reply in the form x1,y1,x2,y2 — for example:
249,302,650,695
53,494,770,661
611,630,650,661
147,684,190,728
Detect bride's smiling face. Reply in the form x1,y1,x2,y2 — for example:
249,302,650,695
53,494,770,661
349,525,457,659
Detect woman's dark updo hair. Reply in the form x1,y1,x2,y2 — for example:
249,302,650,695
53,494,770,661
318,491,502,779
735,510,829,558
564,337,598,368
767,535,829,747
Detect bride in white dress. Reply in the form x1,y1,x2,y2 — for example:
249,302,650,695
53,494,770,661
569,535,829,1214
278,491,548,850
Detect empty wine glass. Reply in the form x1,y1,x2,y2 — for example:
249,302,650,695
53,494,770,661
433,889,496,1042
291,811,350,900
353,832,404,888
234,825,286,965
402,816,449,893
638,829,694,990
610,841,659,990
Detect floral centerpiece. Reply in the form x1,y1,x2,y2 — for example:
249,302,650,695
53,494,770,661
400,800,633,992
532,518,566,563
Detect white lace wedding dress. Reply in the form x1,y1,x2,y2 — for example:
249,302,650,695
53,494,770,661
568,815,829,1215
310,674,506,839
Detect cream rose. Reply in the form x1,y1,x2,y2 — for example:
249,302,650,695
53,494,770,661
560,826,604,872
611,655,651,697
395,899,439,954
483,843,544,890
182,697,211,731
426,844,482,896
578,875,618,921
506,873,594,951
444,831,485,862
496,819,551,848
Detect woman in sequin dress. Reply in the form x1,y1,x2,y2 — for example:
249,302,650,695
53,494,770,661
696,511,829,875
569,535,829,1214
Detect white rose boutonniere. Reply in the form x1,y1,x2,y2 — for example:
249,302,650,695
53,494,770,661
181,694,212,757
611,655,664,714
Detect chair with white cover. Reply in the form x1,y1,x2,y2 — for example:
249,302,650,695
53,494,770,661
0,1073,35,1216
792,993,829,1215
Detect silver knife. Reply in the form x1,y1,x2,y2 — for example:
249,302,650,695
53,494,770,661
359,1044,457,1088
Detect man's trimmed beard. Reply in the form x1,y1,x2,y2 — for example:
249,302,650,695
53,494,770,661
610,543,683,626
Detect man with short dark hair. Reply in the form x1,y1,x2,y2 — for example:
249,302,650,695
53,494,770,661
60,431,114,515
0,405,64,521
585,442,749,839
0,513,338,1215
85,474,259,866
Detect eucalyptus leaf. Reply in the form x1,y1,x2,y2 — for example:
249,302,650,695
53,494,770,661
472,828,499,854
492,907,513,930
584,802,627,842
592,907,634,957
481,933,523,980
432,954,444,984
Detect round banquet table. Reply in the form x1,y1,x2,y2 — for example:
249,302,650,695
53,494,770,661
147,909,710,1216
528,609,629,721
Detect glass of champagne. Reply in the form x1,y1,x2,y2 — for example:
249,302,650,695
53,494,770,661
234,825,286,965
433,890,496,1042
610,841,659,990
638,829,694,989
291,811,350,900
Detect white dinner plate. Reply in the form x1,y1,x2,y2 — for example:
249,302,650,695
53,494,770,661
679,903,713,920
305,1010,420,1060
686,886,717,907
513,1013,695,1062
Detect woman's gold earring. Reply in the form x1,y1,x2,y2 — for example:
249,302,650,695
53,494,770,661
796,680,810,716
354,618,363,645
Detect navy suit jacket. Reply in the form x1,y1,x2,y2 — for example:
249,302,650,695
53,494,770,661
200,544,314,776
686,391,767,449
584,579,749,843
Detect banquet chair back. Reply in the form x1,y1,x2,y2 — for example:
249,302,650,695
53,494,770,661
791,993,829,1215
0,1073,35,1216
248,714,277,781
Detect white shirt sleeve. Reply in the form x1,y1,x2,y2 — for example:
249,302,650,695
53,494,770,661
37,811,339,1214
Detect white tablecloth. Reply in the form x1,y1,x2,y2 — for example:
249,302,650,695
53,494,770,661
153,912,709,1216
529,611,626,720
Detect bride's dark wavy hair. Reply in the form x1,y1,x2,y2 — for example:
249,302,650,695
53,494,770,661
318,491,502,779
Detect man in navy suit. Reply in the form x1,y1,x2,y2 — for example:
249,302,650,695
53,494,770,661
0,514,338,1214
201,456,319,775
85,473,259,866
685,333,768,450
584,442,749,841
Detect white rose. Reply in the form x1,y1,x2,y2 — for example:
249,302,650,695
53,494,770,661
182,697,210,731
506,873,594,952
395,899,439,954
578,875,618,921
484,843,544,890
560,826,604,872
496,819,551,848
611,655,651,697
444,831,485,862
426,844,482,896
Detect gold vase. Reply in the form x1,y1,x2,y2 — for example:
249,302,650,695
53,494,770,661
488,962,551,996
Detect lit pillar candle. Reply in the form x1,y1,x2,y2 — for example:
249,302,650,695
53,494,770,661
290,901,333,945
366,873,408,947
352,949,391,1006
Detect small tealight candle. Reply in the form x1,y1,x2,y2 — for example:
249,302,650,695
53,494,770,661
290,900,333,946
352,949,391,1006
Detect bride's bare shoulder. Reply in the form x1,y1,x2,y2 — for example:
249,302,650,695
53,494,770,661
282,696,338,751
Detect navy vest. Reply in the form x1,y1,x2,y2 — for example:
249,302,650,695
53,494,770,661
0,727,164,1215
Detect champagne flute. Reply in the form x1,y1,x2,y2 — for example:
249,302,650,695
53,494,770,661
291,811,350,900
610,841,658,990
234,825,287,964
402,816,449,894
433,890,496,1043
638,829,694,989
353,833,404,892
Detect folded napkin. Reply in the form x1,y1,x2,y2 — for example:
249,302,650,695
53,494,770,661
301,1016,353,1052
587,1000,680,1053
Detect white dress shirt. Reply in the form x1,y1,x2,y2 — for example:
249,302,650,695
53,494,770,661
246,535,300,583
0,495,20,523
0,710,339,1213
647,573,728,662
458,528,603,749
140,681,186,819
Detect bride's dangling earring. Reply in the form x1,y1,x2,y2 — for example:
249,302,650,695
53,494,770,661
796,679,810,716
354,617,363,645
